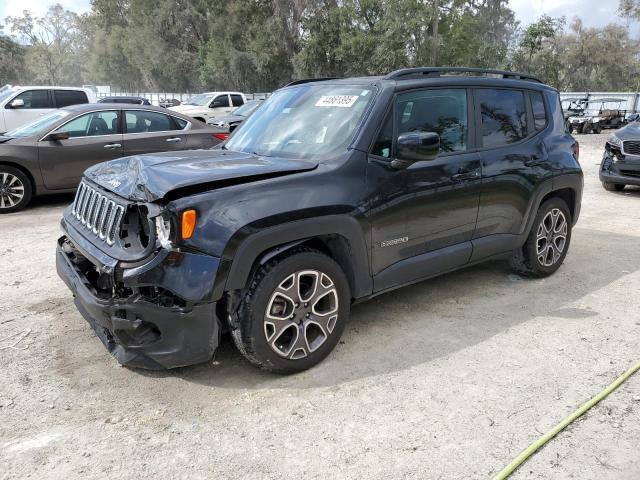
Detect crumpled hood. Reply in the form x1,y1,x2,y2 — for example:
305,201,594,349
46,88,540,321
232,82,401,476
84,149,318,202
614,122,640,141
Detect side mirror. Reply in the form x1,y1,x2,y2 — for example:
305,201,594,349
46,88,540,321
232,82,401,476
392,132,440,169
45,131,70,141
9,98,25,109
210,100,223,108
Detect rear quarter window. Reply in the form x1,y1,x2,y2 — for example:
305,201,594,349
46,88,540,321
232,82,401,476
530,91,548,131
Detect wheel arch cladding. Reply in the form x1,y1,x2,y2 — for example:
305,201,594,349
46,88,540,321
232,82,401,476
218,216,372,301
540,187,576,221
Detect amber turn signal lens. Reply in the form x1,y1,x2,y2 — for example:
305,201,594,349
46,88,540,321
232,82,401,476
181,209,197,240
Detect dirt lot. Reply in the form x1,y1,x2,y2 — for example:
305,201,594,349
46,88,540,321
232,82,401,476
1,133,639,479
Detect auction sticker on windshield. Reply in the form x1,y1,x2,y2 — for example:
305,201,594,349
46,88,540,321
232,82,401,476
315,95,360,108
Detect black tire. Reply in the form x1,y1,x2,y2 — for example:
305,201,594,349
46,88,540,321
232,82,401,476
231,247,350,373
594,124,602,134
510,197,572,278
0,166,32,213
602,182,625,192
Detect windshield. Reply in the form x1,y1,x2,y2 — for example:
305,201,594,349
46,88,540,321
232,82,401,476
225,85,374,158
184,94,213,106
5,111,70,137
233,101,261,117
0,87,18,105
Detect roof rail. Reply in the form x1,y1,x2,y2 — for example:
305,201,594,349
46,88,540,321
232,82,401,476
384,67,543,84
285,77,343,87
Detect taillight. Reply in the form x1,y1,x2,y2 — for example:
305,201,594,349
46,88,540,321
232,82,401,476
213,133,229,141
575,141,580,162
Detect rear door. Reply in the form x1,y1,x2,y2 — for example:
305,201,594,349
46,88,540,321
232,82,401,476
4,89,55,131
38,110,123,189
473,88,554,256
52,89,89,108
122,109,189,154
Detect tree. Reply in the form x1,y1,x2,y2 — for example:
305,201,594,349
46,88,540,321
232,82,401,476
0,26,26,84
6,4,89,85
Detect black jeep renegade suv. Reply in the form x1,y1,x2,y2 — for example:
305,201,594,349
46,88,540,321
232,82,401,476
57,67,583,373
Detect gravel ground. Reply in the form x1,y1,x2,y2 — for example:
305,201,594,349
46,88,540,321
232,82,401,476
1,133,639,479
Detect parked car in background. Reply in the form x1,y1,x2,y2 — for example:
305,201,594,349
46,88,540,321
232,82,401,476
98,96,151,105
0,104,221,212
568,98,628,134
56,67,582,373
206,99,263,132
0,85,96,132
168,92,246,122
600,122,640,191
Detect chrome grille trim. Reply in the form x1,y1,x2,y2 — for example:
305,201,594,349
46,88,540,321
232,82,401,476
72,181,125,245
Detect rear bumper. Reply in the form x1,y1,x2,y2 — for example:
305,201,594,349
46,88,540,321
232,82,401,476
56,234,221,370
600,151,640,186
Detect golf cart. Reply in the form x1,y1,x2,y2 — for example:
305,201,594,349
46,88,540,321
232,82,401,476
568,98,628,134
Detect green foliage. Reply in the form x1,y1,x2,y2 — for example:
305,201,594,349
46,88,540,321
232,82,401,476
2,1,640,92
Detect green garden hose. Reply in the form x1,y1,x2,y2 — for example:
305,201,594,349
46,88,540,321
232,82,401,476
493,359,640,480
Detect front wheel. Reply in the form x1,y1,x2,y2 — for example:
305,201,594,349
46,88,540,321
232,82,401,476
0,166,32,213
510,198,572,277
232,247,350,373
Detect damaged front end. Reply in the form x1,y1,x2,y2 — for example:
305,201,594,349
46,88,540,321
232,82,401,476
600,134,640,186
56,179,222,369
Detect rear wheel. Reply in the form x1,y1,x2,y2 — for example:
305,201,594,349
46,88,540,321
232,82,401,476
232,247,350,373
510,198,572,278
602,182,625,192
0,166,32,213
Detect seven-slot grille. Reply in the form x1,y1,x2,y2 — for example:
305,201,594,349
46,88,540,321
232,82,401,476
71,182,125,245
623,140,640,155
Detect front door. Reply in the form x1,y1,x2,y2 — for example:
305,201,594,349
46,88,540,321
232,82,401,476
367,88,482,291
38,110,123,189
208,94,233,119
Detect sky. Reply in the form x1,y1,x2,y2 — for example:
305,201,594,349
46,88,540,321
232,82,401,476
0,0,636,34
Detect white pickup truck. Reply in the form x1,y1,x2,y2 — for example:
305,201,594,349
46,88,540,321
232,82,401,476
0,85,96,132
168,92,246,123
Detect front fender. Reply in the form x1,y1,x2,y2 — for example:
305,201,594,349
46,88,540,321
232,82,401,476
212,215,372,301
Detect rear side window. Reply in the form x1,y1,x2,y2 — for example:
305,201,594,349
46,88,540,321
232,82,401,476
477,89,527,148
173,117,188,129
530,91,547,131
11,89,52,109
54,90,88,108
231,94,244,107
125,110,179,133
396,88,468,153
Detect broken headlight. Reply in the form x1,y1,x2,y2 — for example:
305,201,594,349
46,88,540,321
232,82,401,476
607,134,622,149
155,215,173,249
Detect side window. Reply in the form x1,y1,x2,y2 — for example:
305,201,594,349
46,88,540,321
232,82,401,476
56,111,120,138
125,110,178,133
371,111,393,158
54,90,88,108
211,95,230,108
11,90,52,109
530,91,547,131
173,117,189,129
231,94,244,107
477,89,528,148
396,88,468,153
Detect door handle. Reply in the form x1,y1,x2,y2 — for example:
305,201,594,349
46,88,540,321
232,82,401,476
451,169,480,182
166,137,182,143
103,143,121,149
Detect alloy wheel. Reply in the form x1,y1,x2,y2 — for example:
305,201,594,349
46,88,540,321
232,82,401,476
264,270,339,360
0,172,25,209
536,208,568,267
